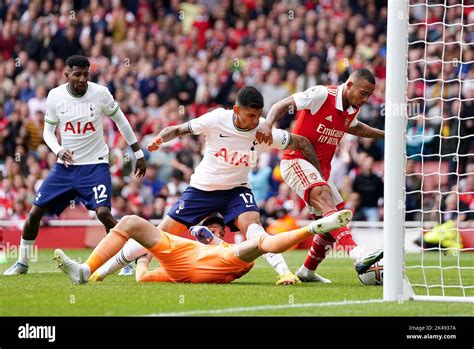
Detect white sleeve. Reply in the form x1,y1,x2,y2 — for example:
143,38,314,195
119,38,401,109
102,87,120,117
111,109,138,146
188,108,221,136
45,93,58,125
102,87,138,145
292,85,328,114
43,122,63,155
270,128,291,150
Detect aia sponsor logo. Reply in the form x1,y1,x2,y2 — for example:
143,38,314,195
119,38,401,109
64,121,96,134
214,148,258,167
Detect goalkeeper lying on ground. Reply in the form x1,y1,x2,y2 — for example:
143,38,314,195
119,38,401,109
54,210,352,285
85,215,228,282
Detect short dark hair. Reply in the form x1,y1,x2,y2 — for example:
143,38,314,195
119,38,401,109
65,55,90,69
236,86,264,109
202,216,225,228
353,68,375,84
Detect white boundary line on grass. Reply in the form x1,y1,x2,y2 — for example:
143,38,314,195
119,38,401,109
3,270,61,274
145,298,386,316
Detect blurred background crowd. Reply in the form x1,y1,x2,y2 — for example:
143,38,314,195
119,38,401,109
0,0,472,228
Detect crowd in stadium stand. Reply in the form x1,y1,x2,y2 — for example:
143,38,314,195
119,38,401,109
0,0,472,227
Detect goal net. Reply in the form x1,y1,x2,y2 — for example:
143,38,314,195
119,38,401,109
386,0,474,302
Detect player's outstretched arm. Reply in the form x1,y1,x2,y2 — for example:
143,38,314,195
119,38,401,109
286,134,323,175
129,141,147,177
346,121,384,139
109,108,147,177
147,123,191,152
103,87,146,176
256,96,296,145
135,254,174,283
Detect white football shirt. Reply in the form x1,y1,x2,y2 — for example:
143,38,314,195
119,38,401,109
187,108,291,191
45,82,120,165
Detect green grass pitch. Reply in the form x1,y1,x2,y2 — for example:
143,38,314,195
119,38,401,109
0,250,473,316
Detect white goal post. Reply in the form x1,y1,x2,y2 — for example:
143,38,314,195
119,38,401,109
384,0,474,303
384,0,409,302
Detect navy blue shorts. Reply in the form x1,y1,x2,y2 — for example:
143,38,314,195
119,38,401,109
168,186,259,230
34,163,112,216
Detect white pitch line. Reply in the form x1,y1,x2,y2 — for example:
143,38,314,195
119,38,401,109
145,298,386,317
30,270,61,274
0,270,60,274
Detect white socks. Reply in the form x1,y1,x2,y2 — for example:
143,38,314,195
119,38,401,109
297,265,314,276
19,238,36,266
94,239,148,278
349,246,365,261
246,223,268,240
264,252,289,275
246,223,291,275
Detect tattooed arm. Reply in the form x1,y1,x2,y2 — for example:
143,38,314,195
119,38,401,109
346,121,385,139
285,134,322,175
146,123,192,152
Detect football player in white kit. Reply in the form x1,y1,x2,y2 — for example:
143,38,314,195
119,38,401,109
4,55,147,275
89,86,333,285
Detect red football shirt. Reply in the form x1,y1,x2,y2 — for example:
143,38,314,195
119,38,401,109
282,85,360,180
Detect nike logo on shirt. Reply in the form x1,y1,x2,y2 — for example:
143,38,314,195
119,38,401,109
219,134,230,138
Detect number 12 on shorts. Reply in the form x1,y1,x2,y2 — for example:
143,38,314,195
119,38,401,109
240,193,255,207
93,184,108,204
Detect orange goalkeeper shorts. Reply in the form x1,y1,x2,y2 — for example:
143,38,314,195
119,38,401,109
150,231,254,284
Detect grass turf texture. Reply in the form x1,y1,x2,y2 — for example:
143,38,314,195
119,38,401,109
0,250,472,316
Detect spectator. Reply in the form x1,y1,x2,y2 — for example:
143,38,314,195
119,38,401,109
441,192,474,223
27,86,47,118
151,196,167,220
249,160,273,206
145,93,161,120
23,111,45,152
155,74,173,105
111,196,128,220
0,22,16,60
166,171,188,197
138,65,158,99
296,57,327,92
258,69,290,114
406,115,435,160
11,199,27,221
357,137,382,162
51,26,83,61
459,162,474,212
142,165,165,197
352,156,384,221
172,62,197,106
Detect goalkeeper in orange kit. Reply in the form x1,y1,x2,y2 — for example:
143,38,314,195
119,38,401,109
54,210,352,284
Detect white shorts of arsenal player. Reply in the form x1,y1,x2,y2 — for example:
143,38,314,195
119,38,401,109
280,158,344,216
